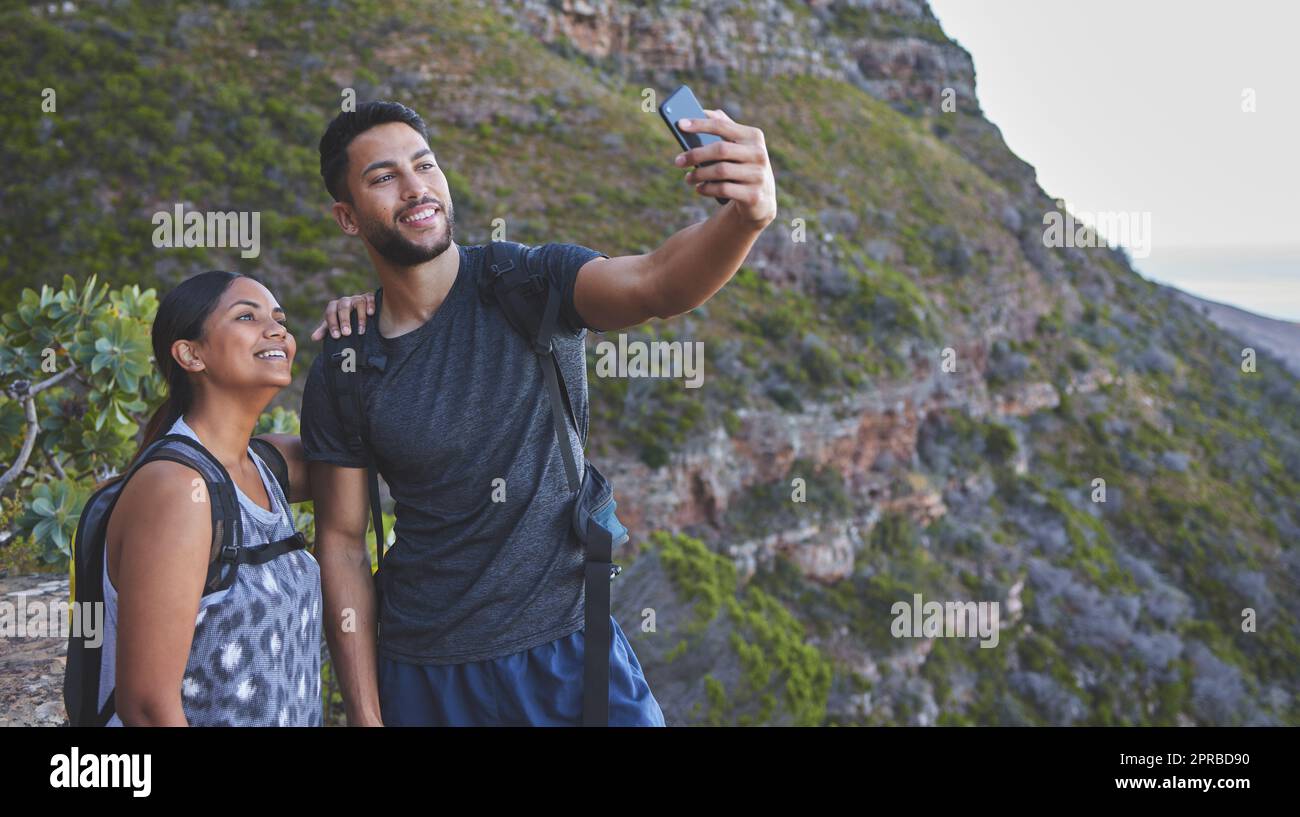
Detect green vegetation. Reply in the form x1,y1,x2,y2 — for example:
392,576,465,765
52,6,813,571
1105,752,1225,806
721,458,853,542
650,531,834,725
3,0,1296,727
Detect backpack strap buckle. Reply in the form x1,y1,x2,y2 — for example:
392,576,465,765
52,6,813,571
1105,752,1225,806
522,272,547,296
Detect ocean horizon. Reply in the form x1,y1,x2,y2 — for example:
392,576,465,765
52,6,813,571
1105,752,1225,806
1133,245,1300,323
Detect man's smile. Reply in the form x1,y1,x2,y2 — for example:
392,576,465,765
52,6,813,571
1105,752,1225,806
398,203,441,226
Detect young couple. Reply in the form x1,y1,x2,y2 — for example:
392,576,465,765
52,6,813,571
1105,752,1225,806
102,100,776,726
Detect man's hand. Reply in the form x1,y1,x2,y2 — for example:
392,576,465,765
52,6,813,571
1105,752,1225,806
310,292,376,341
674,108,777,227
570,108,776,331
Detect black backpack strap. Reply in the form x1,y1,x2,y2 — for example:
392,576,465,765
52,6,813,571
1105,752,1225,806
322,319,373,466
538,310,582,494
210,532,308,593
582,522,614,727
249,436,290,502
321,312,390,588
483,240,610,726
141,435,243,596
483,241,583,448
142,434,309,596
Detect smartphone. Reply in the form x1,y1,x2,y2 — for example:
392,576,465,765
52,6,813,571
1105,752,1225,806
659,84,730,206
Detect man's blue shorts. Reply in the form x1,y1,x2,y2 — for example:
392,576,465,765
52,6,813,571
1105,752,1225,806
378,615,666,726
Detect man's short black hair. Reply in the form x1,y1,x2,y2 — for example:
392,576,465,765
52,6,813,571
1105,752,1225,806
319,100,430,203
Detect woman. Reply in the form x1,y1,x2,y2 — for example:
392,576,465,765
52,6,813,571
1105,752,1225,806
101,270,352,726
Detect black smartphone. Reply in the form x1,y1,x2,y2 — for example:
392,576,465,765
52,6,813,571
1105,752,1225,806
659,84,730,206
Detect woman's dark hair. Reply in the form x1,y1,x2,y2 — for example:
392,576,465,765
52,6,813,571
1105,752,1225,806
319,100,430,203
124,270,247,473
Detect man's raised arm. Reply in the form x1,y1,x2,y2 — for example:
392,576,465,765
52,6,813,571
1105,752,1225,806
572,107,778,332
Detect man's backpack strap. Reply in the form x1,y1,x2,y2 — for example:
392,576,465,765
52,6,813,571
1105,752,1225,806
482,241,583,442
582,521,614,726
320,312,390,593
539,337,582,495
482,240,612,727
483,242,582,491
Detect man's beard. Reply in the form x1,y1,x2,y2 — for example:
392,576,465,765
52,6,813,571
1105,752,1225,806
359,200,456,266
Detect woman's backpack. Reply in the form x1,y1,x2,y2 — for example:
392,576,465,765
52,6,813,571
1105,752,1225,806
62,433,305,726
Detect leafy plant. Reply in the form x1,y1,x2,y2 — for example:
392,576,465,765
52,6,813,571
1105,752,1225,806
0,275,306,565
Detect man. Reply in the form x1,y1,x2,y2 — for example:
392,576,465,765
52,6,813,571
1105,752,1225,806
301,100,775,726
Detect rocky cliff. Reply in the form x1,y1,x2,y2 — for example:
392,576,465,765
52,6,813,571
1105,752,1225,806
2,0,1297,726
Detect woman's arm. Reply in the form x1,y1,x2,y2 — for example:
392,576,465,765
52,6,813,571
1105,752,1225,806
112,460,213,726
253,433,311,504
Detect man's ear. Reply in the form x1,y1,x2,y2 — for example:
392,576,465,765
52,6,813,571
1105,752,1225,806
172,340,205,373
332,200,360,235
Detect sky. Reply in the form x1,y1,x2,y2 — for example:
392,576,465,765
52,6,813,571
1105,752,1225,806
928,0,1300,321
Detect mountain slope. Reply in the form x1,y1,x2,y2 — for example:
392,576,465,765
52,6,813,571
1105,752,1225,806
1,0,1296,725
1175,289,1300,378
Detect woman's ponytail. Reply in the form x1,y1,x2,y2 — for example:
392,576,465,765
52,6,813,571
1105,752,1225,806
126,386,185,472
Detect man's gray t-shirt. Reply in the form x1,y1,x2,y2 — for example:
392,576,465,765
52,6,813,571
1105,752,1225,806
299,241,608,665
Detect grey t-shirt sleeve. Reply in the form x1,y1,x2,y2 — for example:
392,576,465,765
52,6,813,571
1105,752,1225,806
299,353,367,468
525,242,609,335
